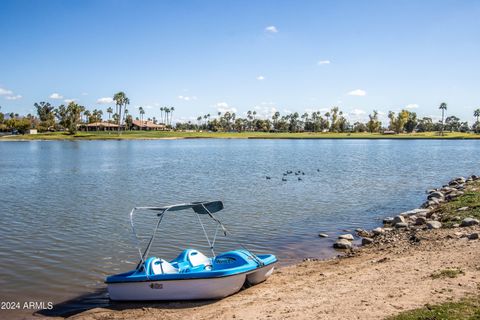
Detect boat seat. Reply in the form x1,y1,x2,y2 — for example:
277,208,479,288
150,258,178,275
187,250,212,269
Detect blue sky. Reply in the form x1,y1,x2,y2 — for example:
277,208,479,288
1,0,479,123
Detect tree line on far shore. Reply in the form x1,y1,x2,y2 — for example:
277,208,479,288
1,92,479,135
178,103,480,135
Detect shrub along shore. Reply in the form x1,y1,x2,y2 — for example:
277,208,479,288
2,130,480,141
66,176,480,320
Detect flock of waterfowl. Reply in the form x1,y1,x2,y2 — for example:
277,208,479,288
266,169,321,182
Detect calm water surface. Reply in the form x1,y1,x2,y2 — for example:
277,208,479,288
1,139,479,317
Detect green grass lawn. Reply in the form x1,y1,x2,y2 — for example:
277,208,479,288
438,181,480,227
386,296,480,320
2,130,480,140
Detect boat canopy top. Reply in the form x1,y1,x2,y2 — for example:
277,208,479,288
130,201,227,266
135,201,224,215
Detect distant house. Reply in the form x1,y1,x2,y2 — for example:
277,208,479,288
131,120,166,131
27,129,38,134
383,130,396,135
79,122,119,131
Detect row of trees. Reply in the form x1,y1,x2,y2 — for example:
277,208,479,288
176,103,480,134
2,99,480,134
0,91,177,134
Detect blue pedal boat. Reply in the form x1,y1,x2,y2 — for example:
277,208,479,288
106,201,277,301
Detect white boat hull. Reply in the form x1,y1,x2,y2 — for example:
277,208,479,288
108,264,275,301
247,264,275,285
108,273,246,301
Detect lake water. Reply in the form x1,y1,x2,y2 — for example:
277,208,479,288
1,139,480,317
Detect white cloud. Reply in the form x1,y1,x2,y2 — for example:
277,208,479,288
216,102,237,114
5,95,22,100
348,89,367,96
176,116,198,123
405,103,419,109
317,60,331,65
350,108,366,116
216,102,229,108
253,105,278,119
81,92,88,96
50,93,63,99
256,75,265,81
178,95,197,101
96,97,114,104
265,26,278,33
0,87,13,96
261,101,276,106
0,87,22,100
304,107,332,114
64,99,76,103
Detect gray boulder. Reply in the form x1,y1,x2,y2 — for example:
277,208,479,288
426,221,442,229
372,227,385,235
460,218,480,227
393,215,406,225
383,217,395,224
339,234,354,241
416,211,428,218
468,233,479,240
427,191,444,200
415,216,427,225
395,222,408,229
407,208,430,216
455,177,466,183
333,239,353,249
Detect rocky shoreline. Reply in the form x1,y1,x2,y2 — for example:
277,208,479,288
329,175,480,251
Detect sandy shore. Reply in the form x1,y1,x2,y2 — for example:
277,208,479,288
67,221,480,319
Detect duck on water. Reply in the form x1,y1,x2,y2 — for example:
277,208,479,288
105,201,277,301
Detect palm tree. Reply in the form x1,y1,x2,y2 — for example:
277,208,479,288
83,110,91,124
107,107,113,121
324,112,331,131
439,102,447,136
139,106,145,125
113,91,129,134
164,107,171,126
474,108,480,123
197,116,202,129
170,107,175,126
160,107,164,124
